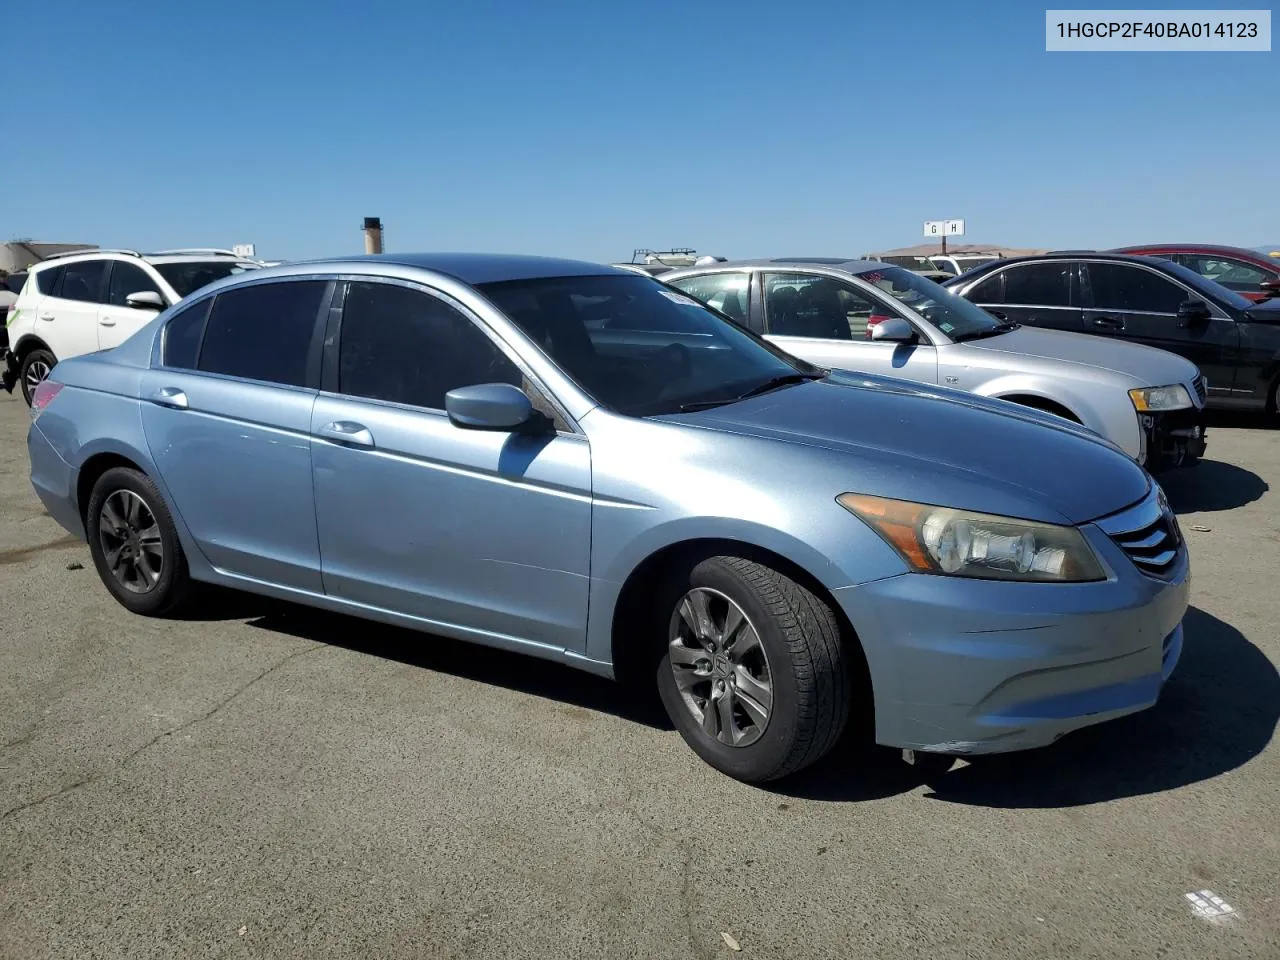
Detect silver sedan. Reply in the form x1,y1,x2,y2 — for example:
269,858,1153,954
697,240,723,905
663,259,1208,470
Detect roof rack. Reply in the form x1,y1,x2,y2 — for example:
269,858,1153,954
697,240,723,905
149,248,244,257
1046,249,1096,254
41,248,141,261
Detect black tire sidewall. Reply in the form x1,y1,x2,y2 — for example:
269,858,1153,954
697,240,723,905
85,467,189,616
20,349,56,406
655,558,807,782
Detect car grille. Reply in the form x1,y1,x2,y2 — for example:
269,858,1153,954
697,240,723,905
1192,374,1207,405
1094,486,1183,578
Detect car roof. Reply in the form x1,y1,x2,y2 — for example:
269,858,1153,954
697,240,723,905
284,252,628,285
1110,243,1279,265
668,257,887,274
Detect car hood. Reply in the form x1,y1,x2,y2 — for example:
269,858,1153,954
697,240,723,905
1246,297,1280,319
965,326,1199,384
658,371,1150,526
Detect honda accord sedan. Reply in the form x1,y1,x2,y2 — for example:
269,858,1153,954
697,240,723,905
28,254,1188,782
662,259,1207,470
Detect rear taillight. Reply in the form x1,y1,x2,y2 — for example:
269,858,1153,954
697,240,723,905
30,380,63,419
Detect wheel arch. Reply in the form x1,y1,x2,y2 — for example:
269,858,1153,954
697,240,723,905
76,452,147,525
608,536,874,735
991,392,1082,423
12,334,55,362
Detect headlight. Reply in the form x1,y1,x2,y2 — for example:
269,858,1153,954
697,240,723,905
837,494,1106,583
1129,384,1192,412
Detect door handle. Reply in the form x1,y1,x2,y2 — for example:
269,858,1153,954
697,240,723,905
1092,316,1124,331
150,387,188,410
317,420,375,448
38,314,55,322
99,318,116,327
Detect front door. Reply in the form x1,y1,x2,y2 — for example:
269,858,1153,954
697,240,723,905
759,271,938,383
99,260,168,350
310,279,592,652
1082,260,1239,398
139,279,330,592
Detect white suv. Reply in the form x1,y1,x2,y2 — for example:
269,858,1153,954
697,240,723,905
3,249,263,404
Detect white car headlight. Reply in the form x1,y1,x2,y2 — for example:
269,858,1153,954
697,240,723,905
1129,384,1192,412
837,494,1106,583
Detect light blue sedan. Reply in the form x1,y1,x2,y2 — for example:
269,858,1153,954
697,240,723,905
27,254,1189,782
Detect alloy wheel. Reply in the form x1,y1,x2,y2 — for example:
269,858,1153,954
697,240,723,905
667,587,774,747
24,359,51,395
98,490,164,594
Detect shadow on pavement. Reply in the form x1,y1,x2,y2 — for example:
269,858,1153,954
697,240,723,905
781,606,1278,807
1160,459,1268,514
241,603,675,731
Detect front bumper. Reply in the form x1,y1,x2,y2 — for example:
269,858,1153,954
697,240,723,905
1140,405,1207,471
834,522,1189,756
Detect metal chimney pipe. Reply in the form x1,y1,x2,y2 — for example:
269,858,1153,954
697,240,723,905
363,217,383,255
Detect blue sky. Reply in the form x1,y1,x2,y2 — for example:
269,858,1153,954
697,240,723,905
5,0,1276,261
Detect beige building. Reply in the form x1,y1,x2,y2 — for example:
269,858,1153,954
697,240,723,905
1,241,98,275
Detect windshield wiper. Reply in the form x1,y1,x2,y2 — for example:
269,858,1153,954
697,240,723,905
953,321,1021,342
679,372,824,412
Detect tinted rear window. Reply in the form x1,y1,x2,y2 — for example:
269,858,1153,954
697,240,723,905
35,265,65,296
197,281,327,386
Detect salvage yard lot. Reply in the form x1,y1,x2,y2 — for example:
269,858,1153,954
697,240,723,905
1,395,1277,960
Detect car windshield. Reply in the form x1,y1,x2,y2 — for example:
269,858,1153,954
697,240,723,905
854,265,1007,340
476,274,818,417
154,260,261,298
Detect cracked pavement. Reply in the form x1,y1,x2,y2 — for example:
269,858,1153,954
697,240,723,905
1,397,1278,959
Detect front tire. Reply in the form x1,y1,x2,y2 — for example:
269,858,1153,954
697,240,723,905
85,467,191,617
19,348,56,406
655,555,852,783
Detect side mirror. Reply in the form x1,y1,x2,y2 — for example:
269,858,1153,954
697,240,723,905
445,382,536,431
1176,299,1212,324
124,291,166,311
869,316,916,343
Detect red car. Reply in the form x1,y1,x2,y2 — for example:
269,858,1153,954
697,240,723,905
1111,243,1280,302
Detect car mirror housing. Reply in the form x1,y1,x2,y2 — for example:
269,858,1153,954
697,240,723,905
1176,299,1211,324
124,291,166,311
869,316,916,343
445,382,537,431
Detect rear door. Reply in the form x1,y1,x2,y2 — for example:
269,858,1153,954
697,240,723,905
38,258,107,361
966,261,1084,331
1081,260,1239,396
759,270,938,382
139,279,329,592
310,279,592,652
98,260,168,349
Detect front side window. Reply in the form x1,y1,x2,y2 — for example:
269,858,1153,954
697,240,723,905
667,273,751,324
1181,255,1274,292
162,298,213,369
198,280,327,386
856,265,1005,340
338,281,522,410
154,260,260,299
478,273,809,417
58,259,108,303
763,272,893,340
1001,262,1073,306
1087,263,1186,313
108,262,164,307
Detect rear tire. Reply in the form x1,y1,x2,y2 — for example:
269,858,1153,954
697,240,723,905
19,348,56,406
654,555,852,783
85,467,191,617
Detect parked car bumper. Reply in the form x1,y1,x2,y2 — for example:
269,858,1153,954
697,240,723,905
1140,405,1208,471
28,421,85,539
834,524,1189,756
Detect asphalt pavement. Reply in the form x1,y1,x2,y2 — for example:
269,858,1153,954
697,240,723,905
1,395,1277,959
